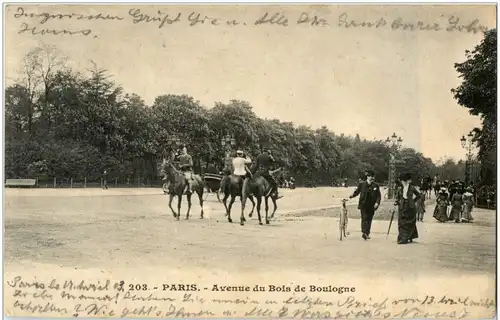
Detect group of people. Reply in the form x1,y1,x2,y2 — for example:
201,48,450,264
163,145,283,199
347,170,477,245
433,182,475,223
347,169,422,244
223,148,283,199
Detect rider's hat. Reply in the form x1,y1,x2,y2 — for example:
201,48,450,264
236,150,244,155
365,169,375,177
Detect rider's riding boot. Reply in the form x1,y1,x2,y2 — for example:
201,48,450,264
186,180,193,194
272,181,283,199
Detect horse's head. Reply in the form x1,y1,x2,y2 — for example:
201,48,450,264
161,158,179,176
270,167,285,183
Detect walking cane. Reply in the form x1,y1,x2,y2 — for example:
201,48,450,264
386,206,396,239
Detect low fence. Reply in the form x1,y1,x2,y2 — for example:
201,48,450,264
26,177,165,189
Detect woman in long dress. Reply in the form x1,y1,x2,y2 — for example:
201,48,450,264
461,188,475,222
450,191,464,223
433,188,449,222
416,192,426,222
395,172,421,244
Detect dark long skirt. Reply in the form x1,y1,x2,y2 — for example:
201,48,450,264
433,204,448,222
398,201,418,244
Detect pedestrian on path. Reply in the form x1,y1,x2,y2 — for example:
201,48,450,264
349,169,381,240
433,188,449,222
461,187,475,222
395,172,421,244
102,170,108,190
415,186,426,222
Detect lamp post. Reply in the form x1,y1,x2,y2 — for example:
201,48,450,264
221,134,236,172
384,133,403,199
460,132,475,187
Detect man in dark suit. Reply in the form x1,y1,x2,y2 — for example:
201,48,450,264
349,169,382,240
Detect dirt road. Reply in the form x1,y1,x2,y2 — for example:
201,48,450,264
4,188,496,318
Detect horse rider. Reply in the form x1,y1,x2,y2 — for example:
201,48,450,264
176,145,195,194
251,148,283,199
232,150,252,187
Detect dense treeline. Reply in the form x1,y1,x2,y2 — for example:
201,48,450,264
5,45,469,187
452,29,497,187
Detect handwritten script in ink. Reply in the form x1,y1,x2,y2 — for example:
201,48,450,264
4,276,496,318
10,6,490,39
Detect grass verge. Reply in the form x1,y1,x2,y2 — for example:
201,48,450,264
286,199,437,221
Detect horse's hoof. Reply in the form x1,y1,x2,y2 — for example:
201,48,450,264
228,218,233,223
266,220,270,225
242,217,246,222
173,214,177,218
259,222,263,225
249,213,253,218
240,221,245,226
199,216,204,219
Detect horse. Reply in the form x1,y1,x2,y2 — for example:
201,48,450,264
162,159,205,220
421,177,433,199
239,167,284,226
220,174,255,223
219,173,282,223
433,180,441,197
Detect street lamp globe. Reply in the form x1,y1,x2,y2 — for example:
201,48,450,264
397,137,403,148
460,135,466,148
391,133,398,144
467,132,474,142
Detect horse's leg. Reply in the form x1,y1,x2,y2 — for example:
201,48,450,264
240,180,248,226
168,194,177,218
227,194,236,223
197,186,204,219
222,191,230,216
256,196,263,225
248,195,255,218
270,197,278,219
265,196,270,225
186,193,192,220
176,194,182,221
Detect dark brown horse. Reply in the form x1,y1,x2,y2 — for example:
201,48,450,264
162,159,205,220
240,168,284,226
219,174,261,223
421,177,433,199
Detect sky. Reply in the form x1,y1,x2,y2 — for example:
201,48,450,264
4,4,496,163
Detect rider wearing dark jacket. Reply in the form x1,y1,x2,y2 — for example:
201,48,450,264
176,145,194,194
251,149,282,199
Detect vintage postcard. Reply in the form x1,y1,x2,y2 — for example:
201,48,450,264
3,3,497,319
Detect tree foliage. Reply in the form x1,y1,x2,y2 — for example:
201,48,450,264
452,29,497,186
5,45,444,186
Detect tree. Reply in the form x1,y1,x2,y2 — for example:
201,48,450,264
5,44,441,186
452,29,497,186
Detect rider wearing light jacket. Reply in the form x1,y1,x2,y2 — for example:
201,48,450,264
232,150,252,179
